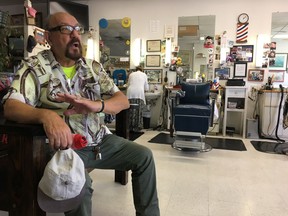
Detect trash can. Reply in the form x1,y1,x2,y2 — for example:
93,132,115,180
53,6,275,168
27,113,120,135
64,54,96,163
143,111,151,129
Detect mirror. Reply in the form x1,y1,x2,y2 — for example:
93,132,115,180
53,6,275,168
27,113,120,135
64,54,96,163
177,15,216,80
99,19,131,77
271,12,288,53
269,12,288,83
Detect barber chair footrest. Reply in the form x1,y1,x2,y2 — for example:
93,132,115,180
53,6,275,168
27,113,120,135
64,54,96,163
173,140,205,149
173,131,212,152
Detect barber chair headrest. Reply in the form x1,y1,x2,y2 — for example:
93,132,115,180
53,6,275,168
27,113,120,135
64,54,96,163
180,82,210,105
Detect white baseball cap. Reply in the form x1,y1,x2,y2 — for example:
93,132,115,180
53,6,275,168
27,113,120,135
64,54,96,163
37,148,86,213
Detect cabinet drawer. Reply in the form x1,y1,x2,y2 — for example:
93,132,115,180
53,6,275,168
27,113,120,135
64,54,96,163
226,88,245,97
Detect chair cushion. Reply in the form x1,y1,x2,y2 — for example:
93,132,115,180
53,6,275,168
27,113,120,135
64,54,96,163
174,104,211,116
179,82,210,105
174,104,211,135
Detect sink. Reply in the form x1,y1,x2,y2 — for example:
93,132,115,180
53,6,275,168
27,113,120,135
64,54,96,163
145,92,161,100
145,92,161,106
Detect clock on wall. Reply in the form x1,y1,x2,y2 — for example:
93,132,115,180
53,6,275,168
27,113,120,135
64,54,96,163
236,13,249,43
238,13,249,24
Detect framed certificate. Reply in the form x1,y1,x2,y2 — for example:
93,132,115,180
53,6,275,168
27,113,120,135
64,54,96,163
146,40,161,52
146,55,161,67
233,62,247,77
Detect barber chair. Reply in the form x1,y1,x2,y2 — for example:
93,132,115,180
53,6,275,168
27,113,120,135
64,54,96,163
171,82,212,152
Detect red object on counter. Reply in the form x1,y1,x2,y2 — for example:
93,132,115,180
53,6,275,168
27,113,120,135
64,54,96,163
72,134,87,149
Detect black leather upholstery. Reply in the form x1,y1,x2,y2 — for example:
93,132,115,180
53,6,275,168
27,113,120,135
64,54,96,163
179,82,210,105
173,82,211,135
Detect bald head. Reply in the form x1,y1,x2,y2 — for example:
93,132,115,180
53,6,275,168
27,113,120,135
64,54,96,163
46,12,78,30
44,12,83,66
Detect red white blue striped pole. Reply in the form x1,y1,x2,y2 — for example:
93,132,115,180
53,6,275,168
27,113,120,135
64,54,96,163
236,23,248,43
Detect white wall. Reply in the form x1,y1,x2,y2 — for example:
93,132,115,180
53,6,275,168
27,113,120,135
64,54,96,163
86,0,288,126
3,0,288,127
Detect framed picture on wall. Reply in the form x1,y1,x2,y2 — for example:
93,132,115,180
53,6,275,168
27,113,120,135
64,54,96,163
248,69,264,82
144,69,162,83
267,70,285,82
214,68,230,80
234,62,247,77
269,53,287,71
230,45,254,62
146,40,161,52
146,55,161,67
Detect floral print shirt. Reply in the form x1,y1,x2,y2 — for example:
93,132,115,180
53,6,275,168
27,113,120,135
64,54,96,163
3,50,119,145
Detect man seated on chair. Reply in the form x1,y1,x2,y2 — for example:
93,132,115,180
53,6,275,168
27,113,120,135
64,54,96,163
2,12,159,216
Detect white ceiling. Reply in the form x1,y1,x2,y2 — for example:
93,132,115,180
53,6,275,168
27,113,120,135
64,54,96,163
271,12,288,39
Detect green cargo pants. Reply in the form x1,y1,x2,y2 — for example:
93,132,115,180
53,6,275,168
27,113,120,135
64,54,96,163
65,134,160,216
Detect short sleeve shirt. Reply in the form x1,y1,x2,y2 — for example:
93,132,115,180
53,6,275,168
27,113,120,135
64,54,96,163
3,50,119,144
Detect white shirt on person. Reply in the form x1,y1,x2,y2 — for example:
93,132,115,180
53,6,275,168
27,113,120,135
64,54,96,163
126,70,149,104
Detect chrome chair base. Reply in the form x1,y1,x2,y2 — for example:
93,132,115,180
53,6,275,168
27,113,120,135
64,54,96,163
172,131,212,152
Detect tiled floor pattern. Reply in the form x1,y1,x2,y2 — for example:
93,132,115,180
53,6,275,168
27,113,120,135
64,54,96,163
1,130,288,216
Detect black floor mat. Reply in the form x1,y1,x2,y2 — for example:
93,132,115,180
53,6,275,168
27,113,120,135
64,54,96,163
149,132,175,144
251,140,288,154
148,133,247,151
110,130,144,141
129,131,144,141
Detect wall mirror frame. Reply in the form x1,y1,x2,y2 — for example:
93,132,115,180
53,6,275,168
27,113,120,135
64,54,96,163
99,18,131,71
177,15,216,80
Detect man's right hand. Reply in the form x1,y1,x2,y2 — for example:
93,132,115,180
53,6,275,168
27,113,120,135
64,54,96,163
41,111,73,150
4,99,73,150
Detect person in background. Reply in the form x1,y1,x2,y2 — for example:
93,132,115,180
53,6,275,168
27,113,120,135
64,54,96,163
126,66,149,132
2,12,159,216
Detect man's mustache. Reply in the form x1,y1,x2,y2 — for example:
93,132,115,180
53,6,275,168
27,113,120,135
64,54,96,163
67,38,82,47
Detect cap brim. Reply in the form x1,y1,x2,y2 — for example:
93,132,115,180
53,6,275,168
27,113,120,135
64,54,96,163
37,185,86,213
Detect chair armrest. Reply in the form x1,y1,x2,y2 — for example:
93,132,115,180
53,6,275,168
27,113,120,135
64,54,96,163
0,111,49,215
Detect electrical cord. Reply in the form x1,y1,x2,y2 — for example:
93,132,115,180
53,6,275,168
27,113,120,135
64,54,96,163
275,84,285,142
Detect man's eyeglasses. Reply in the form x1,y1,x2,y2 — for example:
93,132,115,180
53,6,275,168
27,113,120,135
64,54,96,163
48,25,84,35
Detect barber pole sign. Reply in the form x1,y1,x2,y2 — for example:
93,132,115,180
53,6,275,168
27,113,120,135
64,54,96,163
236,23,248,43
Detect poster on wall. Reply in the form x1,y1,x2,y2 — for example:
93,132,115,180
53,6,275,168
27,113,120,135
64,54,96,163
204,36,214,48
230,45,253,62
